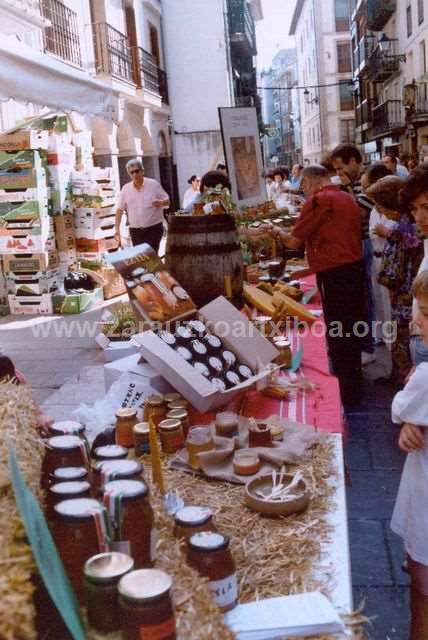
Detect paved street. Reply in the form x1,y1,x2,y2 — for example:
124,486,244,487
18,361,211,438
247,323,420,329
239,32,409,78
1,315,410,638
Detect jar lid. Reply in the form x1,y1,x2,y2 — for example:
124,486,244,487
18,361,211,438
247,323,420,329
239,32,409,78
50,481,90,495
176,326,192,340
53,467,87,481
133,422,150,434
226,371,241,386
216,412,238,426
256,315,273,323
167,409,188,420
159,419,181,432
54,498,103,519
188,531,229,551
145,395,164,407
275,339,291,347
96,459,143,477
160,331,176,345
192,340,208,355
175,506,213,526
50,421,84,435
194,362,210,377
222,351,236,366
47,435,82,450
115,408,137,419
238,365,253,379
188,320,206,334
211,378,226,392
168,399,188,409
209,357,223,372
84,552,134,583
95,444,128,459
164,393,182,403
177,346,192,361
205,335,222,349
118,569,172,602
104,479,148,498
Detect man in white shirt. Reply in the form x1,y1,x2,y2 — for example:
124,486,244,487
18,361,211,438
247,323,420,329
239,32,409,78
114,158,170,254
383,154,409,178
400,163,428,364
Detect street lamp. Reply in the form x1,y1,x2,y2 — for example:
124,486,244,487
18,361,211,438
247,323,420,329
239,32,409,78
303,89,319,105
378,33,391,54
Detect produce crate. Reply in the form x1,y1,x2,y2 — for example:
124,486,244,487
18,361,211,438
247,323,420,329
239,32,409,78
0,200,49,228
0,129,49,152
52,286,103,314
0,150,46,190
3,251,59,272
5,269,61,295
8,293,53,315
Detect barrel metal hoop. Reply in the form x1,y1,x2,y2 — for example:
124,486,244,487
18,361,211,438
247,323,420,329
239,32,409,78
167,243,240,256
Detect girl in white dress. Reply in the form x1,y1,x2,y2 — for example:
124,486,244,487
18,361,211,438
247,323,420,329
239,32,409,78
391,269,428,639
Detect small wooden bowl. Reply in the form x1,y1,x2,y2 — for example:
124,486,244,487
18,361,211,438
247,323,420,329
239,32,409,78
245,473,310,517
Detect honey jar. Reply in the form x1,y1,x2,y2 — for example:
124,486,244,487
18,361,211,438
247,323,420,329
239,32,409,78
115,408,138,448
185,427,215,470
51,498,111,601
186,532,238,613
133,423,151,456
84,552,134,633
274,338,292,368
163,393,182,404
166,409,190,436
143,395,167,428
41,435,89,489
94,444,128,461
248,422,273,448
47,480,92,519
215,412,239,438
233,451,261,476
103,479,154,569
52,466,88,483
159,419,184,454
167,399,188,412
119,569,176,640
48,420,85,438
93,459,144,497
253,316,276,339
173,506,216,541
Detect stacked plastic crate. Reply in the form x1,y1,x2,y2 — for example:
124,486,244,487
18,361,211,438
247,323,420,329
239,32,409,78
0,130,59,315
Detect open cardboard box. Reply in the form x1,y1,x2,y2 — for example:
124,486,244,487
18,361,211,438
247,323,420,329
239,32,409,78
133,296,279,413
103,353,172,392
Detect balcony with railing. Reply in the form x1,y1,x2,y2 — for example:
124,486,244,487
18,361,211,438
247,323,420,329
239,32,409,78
132,47,169,104
41,0,82,66
414,82,428,119
368,39,404,83
367,0,396,31
353,35,376,74
228,0,257,56
355,99,372,129
92,22,133,83
372,99,405,137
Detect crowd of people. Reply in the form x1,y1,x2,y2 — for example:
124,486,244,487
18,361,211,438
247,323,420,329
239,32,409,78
268,144,428,640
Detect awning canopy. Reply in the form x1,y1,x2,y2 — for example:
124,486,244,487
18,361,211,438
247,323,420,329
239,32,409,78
0,35,119,120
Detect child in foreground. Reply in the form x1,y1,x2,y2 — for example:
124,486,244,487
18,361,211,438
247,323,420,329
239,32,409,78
391,269,428,639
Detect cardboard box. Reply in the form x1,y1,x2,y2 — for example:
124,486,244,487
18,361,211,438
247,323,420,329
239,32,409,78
54,214,76,252
0,184,48,203
3,251,59,272
76,236,117,254
8,293,53,315
0,200,48,228
0,129,49,152
52,286,104,314
103,353,173,391
58,248,78,270
5,269,61,295
75,205,115,220
0,151,46,190
0,220,49,253
102,267,126,299
50,184,73,215
133,296,279,413
74,218,115,240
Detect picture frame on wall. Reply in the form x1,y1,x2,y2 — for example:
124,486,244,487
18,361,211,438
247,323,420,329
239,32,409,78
218,107,266,208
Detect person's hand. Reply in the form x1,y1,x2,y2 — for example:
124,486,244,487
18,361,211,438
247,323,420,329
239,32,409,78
398,422,425,452
374,224,390,238
152,199,164,208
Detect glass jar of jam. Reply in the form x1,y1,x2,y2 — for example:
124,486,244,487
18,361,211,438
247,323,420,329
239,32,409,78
173,506,216,541
94,444,128,461
186,532,238,613
177,345,192,362
133,422,151,456
248,422,273,448
41,435,89,489
115,408,138,448
215,412,239,438
204,334,222,352
48,421,85,438
166,409,190,436
51,498,111,601
185,427,215,470
167,399,188,412
47,481,91,519
93,459,144,498
210,378,226,392
274,338,292,369
188,320,207,336
52,466,88,483
193,361,210,378
163,393,182,405
159,419,184,454
191,340,208,357
221,350,237,369
103,480,154,569
143,395,167,428
176,326,192,341
233,451,260,476
84,552,134,633
119,569,176,640
238,364,254,380
225,371,241,388
208,356,224,375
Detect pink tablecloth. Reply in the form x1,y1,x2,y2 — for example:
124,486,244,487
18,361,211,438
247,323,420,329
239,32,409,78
190,277,345,435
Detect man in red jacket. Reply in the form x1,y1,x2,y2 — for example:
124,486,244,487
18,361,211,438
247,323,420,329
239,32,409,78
271,164,367,407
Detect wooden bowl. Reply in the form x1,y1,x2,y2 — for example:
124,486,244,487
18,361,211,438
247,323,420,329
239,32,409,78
245,473,310,517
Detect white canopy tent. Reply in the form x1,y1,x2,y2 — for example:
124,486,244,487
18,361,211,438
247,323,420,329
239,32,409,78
0,34,118,121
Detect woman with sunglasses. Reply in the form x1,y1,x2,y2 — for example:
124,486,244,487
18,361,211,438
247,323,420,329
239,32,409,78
114,159,170,253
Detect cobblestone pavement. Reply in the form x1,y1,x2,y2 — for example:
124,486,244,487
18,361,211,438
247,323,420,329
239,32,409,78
0,314,410,638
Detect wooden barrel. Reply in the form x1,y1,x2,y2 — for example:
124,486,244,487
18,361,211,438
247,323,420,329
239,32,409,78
165,214,244,306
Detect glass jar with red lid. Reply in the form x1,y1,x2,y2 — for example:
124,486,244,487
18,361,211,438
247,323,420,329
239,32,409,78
173,506,216,541
119,569,176,640
103,479,154,568
51,498,111,601
84,551,134,633
46,480,91,519
93,459,143,498
186,532,238,613
41,435,89,489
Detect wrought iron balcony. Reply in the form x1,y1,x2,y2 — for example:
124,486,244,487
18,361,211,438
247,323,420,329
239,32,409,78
372,99,405,137
354,35,376,73
92,22,133,83
131,47,169,104
368,39,405,83
158,69,169,105
41,0,82,67
414,82,428,118
228,0,257,56
355,99,372,129
367,0,396,31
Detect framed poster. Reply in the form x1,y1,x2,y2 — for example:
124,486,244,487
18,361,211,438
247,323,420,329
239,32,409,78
218,107,266,208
